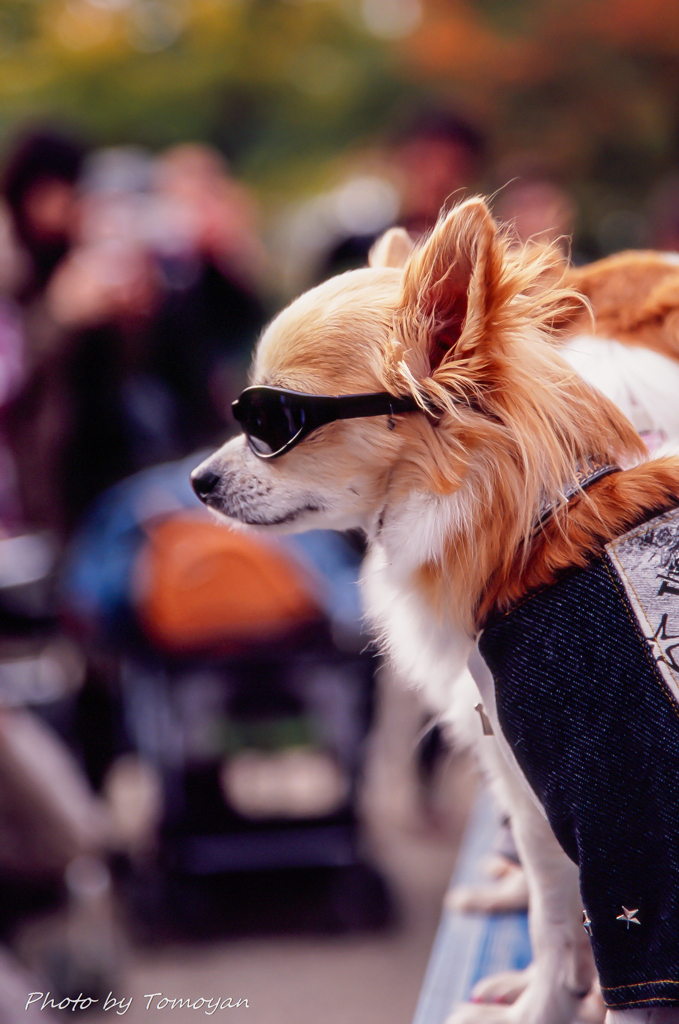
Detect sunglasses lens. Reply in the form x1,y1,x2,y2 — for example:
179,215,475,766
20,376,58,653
237,390,305,456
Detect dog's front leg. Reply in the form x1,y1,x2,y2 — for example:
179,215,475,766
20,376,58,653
446,735,595,1024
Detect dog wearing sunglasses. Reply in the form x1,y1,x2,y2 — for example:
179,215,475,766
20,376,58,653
192,198,679,1024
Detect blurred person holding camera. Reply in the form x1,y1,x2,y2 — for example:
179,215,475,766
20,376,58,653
0,130,159,536
3,132,267,538
148,142,268,451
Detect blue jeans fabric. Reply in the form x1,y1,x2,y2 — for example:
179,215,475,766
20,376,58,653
479,552,679,1009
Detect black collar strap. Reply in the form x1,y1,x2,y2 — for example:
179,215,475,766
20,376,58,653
535,456,621,532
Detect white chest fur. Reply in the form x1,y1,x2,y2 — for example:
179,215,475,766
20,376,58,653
361,513,480,745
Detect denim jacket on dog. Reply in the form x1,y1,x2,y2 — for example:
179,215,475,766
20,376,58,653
480,506,679,1010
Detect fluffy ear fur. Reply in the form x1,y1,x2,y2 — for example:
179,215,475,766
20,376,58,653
394,198,498,394
369,227,414,269
383,197,584,413
402,198,496,361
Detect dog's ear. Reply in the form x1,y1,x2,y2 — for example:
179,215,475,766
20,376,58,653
369,227,414,269
399,198,499,374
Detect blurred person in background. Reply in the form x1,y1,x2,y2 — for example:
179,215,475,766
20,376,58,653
389,108,486,237
493,174,577,255
45,145,166,534
2,129,87,536
148,143,268,450
3,133,267,538
320,107,486,278
3,129,85,302
0,203,27,534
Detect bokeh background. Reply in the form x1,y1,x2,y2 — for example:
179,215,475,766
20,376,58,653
2,0,679,253
1,1,679,1021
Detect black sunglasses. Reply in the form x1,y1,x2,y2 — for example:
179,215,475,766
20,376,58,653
232,385,422,459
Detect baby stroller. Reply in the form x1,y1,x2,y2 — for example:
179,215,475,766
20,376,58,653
62,456,391,939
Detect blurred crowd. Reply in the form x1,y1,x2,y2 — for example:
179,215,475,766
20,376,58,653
0,131,268,539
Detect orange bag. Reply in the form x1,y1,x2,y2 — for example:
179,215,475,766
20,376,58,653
137,514,322,653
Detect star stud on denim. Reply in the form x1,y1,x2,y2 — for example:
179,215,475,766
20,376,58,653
616,907,640,929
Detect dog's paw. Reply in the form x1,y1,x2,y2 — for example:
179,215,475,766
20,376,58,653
446,974,588,1024
576,982,606,1024
470,967,532,1005
445,860,529,914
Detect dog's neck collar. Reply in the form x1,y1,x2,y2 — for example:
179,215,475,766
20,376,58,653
535,456,621,532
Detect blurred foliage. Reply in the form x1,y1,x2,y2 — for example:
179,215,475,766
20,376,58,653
406,0,679,249
2,0,679,241
0,0,415,202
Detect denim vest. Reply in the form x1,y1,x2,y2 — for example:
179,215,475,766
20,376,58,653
479,507,679,1010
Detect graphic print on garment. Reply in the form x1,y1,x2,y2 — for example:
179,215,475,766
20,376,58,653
607,508,679,707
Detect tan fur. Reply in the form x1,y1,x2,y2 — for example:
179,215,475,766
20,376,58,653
566,250,679,361
368,226,413,270
253,268,400,394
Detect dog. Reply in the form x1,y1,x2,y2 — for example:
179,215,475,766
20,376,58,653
192,198,679,1024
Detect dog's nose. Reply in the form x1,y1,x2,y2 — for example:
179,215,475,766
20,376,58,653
191,467,220,502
